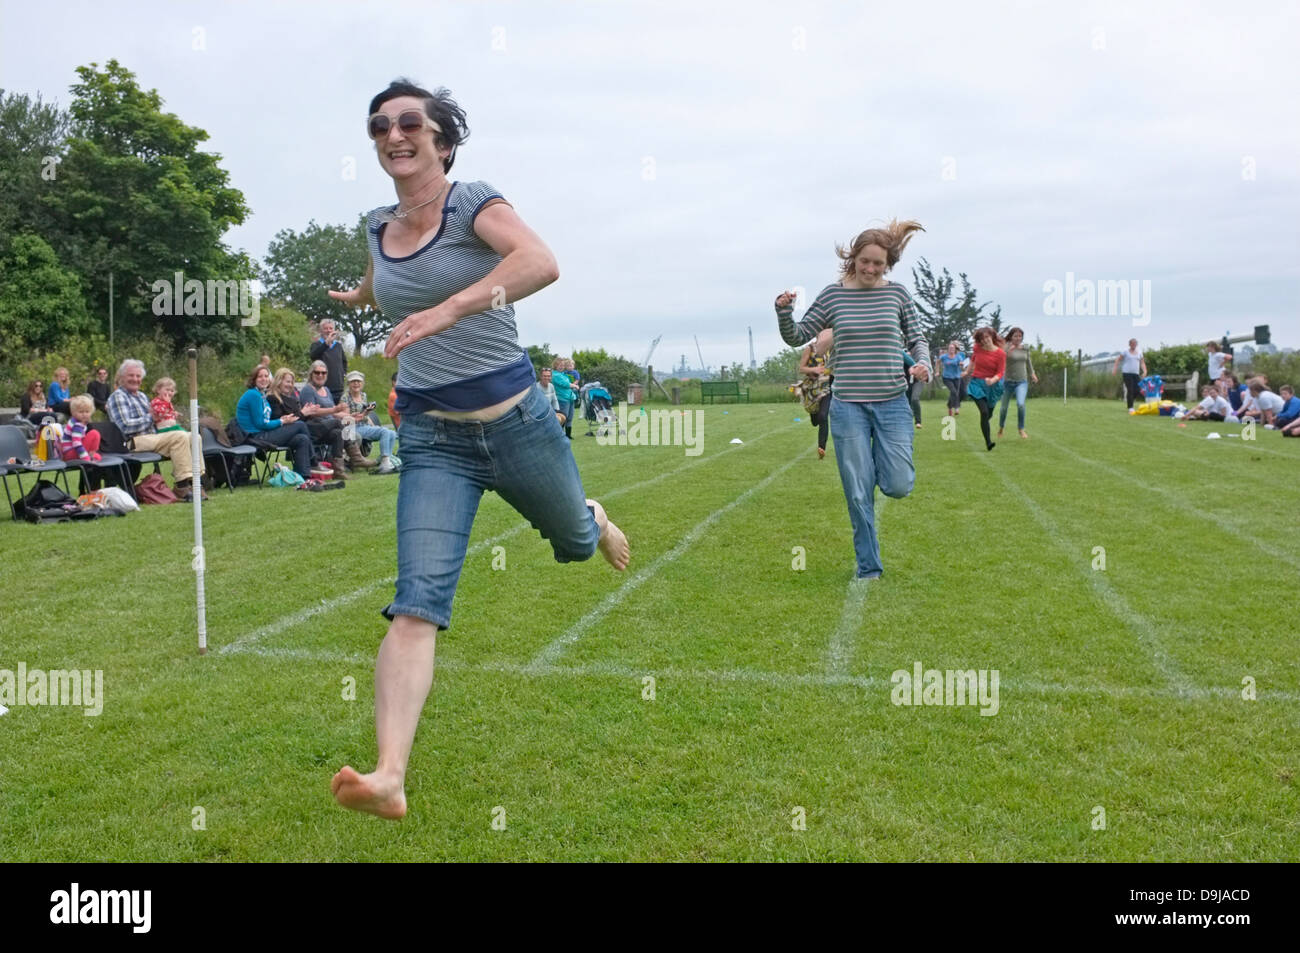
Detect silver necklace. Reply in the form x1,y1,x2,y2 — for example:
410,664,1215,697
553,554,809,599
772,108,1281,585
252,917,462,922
392,180,449,220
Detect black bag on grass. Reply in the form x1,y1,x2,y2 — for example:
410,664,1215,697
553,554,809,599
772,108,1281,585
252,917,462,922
15,479,98,523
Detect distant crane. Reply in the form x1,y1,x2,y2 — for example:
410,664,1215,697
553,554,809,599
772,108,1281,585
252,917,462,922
694,335,708,375
748,326,756,370
641,333,663,369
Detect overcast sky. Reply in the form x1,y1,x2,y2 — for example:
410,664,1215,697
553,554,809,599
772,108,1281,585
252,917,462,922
3,0,1297,367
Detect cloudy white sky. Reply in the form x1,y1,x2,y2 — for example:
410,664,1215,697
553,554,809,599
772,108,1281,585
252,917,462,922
3,0,1297,368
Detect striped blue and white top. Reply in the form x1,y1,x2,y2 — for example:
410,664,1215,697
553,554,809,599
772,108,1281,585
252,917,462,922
777,281,930,402
369,180,536,413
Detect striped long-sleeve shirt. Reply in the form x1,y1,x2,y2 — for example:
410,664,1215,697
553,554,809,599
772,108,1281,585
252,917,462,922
777,282,931,402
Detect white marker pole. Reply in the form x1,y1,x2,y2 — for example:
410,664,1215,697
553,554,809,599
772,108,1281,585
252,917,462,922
188,348,208,655
1063,366,1068,406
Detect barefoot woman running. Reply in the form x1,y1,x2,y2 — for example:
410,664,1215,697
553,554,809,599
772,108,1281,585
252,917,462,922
776,220,930,580
328,80,629,819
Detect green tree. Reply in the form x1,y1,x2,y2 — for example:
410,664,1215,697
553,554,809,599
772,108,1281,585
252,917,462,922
525,342,556,371
0,233,93,352
0,90,70,247
910,257,1002,354
571,347,614,371
580,355,644,402
1143,343,1206,378
261,217,387,354
43,60,251,350
746,346,803,383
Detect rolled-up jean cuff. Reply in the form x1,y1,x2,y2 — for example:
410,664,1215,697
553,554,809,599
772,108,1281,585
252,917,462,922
552,504,599,563
379,603,449,630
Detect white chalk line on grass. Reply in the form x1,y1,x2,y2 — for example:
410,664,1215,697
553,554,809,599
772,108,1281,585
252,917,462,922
971,441,1193,696
823,499,890,676
1033,432,1300,572
528,452,805,670
1100,425,1300,463
220,421,800,656
220,643,1300,703
591,418,794,503
216,526,515,656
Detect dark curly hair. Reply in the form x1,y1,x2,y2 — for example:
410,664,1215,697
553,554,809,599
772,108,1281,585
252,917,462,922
368,79,470,173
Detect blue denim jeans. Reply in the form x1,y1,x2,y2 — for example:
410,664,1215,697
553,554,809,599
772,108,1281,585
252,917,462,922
828,394,916,578
356,422,396,456
382,384,600,629
997,379,1029,430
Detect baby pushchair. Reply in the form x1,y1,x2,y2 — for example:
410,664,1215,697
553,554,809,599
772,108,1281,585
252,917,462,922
580,381,618,437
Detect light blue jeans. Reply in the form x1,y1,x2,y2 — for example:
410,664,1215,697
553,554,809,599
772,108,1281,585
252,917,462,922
828,394,916,578
997,379,1029,431
356,422,397,457
382,385,600,629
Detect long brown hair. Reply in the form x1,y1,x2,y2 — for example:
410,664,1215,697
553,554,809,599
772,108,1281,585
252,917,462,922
836,219,924,279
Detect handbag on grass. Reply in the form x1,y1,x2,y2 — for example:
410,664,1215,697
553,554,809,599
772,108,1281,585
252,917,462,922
135,473,180,505
268,463,305,487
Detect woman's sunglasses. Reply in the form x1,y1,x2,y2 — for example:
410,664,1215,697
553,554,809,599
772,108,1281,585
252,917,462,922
367,109,442,140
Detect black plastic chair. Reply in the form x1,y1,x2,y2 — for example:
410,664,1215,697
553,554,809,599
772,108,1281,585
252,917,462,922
201,427,260,492
0,424,72,520
93,420,165,500
62,452,132,497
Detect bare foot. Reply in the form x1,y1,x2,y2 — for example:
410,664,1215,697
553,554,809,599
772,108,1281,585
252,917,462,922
331,765,407,819
1019,430,1029,439
589,499,630,570
996,429,1004,438
817,446,826,459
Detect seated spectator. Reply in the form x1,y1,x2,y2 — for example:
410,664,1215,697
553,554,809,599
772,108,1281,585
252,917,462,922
1217,374,1242,413
236,366,316,480
267,367,345,466
1274,385,1300,430
86,366,111,413
1184,385,1235,422
47,367,73,415
300,360,365,472
19,380,56,424
343,371,396,473
107,359,207,500
59,395,103,462
150,377,185,433
1237,386,1260,421
1248,379,1286,426
1281,416,1300,438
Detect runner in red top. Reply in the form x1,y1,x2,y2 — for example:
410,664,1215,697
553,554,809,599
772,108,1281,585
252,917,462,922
964,328,1006,450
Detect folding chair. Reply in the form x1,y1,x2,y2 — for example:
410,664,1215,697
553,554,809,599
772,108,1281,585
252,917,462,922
0,424,72,520
93,420,164,501
61,452,131,498
202,426,261,492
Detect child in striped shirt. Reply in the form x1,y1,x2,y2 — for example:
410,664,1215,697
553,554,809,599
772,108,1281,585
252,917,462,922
59,394,103,462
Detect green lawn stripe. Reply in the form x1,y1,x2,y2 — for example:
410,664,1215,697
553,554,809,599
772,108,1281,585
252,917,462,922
528,451,805,669
964,429,1192,694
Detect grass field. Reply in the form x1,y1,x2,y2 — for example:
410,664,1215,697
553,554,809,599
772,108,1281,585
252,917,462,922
2,398,1297,861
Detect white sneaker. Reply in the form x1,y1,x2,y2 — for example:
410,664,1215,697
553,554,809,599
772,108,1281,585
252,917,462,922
376,458,397,474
